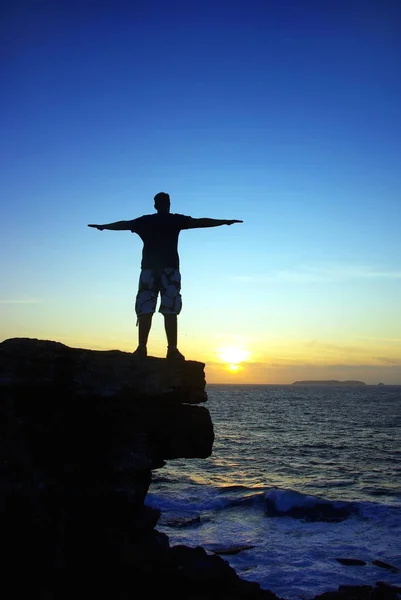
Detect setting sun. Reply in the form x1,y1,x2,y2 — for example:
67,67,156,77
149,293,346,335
217,346,250,372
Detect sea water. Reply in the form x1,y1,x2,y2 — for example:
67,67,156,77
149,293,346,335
146,384,401,600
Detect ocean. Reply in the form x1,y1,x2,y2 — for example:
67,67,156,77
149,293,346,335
146,384,401,600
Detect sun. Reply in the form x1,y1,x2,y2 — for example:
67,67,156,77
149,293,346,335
217,346,250,372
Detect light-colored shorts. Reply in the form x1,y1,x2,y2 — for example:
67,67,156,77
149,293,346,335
135,268,182,316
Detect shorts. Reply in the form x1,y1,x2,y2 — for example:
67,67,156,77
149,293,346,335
135,267,182,317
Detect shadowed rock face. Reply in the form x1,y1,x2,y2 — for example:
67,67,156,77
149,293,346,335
1,338,224,597
1,336,213,462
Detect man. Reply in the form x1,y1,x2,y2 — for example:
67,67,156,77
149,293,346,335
88,192,243,360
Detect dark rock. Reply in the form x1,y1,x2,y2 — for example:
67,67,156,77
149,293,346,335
1,338,277,599
264,496,356,522
314,582,401,600
373,560,399,573
376,582,401,593
204,543,256,555
159,511,202,527
0,337,207,403
336,558,367,566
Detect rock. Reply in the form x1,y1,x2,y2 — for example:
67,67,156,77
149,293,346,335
0,337,207,403
373,560,399,573
0,337,277,599
204,543,256,555
265,497,356,522
159,512,202,527
336,558,368,566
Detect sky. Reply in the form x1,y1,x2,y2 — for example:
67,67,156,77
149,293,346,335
1,0,401,384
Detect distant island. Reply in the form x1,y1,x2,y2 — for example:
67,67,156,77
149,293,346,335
292,380,366,386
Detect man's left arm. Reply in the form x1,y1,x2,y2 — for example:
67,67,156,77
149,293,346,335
182,218,243,229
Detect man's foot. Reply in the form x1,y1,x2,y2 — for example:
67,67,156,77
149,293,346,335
132,345,147,359
166,347,185,361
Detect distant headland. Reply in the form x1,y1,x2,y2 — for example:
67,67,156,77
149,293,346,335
292,380,366,386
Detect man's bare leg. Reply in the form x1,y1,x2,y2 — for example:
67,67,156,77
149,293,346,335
133,313,153,357
164,314,185,360
138,313,153,347
164,314,177,348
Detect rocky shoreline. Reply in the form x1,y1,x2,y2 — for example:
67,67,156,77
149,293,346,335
1,338,399,599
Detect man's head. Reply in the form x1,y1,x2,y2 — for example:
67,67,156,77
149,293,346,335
154,192,170,213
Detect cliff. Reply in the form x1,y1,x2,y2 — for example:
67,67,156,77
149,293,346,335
1,338,398,600
0,338,274,599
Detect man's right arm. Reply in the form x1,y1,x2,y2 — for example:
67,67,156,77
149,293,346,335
183,218,243,229
88,218,140,231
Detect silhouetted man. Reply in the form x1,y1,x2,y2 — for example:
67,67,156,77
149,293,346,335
88,192,243,360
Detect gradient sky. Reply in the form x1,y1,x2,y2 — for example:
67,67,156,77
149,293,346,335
1,0,401,383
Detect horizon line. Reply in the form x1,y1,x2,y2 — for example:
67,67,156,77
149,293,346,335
206,382,401,386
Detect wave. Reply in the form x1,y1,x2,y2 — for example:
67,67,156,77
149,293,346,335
263,487,357,522
146,484,401,527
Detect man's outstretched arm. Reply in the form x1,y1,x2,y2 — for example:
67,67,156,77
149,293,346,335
88,220,135,231
184,218,243,229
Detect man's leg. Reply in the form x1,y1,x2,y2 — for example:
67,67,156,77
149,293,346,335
160,268,185,360
133,314,152,358
164,314,177,348
133,269,157,358
138,313,153,348
164,314,185,360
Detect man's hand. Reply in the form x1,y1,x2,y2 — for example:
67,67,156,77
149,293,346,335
88,224,104,231
226,220,243,225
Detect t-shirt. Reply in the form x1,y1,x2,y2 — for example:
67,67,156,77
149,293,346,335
130,213,194,270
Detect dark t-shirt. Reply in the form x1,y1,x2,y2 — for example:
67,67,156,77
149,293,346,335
130,213,194,270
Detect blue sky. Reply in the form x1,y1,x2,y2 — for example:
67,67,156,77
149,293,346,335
1,0,400,383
